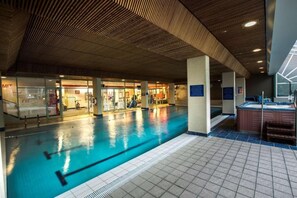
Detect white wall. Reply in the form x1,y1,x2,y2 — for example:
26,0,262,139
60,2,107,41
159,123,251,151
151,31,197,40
187,56,211,134
168,83,175,105
236,78,246,106
0,74,4,129
141,81,149,109
93,78,102,116
0,133,6,198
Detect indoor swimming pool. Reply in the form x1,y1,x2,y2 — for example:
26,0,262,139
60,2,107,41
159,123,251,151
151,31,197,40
5,106,188,198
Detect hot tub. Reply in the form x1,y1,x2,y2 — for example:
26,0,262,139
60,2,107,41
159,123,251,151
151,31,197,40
236,102,295,133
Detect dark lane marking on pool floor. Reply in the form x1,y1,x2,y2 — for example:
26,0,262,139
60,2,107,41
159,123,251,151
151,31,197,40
44,145,84,160
55,138,154,186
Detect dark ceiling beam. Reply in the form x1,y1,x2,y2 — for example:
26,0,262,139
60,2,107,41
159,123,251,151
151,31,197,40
113,0,250,78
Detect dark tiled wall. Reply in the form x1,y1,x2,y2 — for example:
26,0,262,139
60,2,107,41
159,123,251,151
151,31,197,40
246,75,274,98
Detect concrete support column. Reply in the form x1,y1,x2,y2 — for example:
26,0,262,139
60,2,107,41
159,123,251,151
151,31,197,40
93,78,103,117
168,83,175,105
141,81,149,110
0,133,6,198
187,56,211,135
0,72,6,198
222,72,236,114
0,73,4,131
236,78,246,106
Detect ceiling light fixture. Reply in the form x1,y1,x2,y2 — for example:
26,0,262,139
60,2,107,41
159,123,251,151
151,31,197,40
121,79,125,81
1,76,7,79
257,60,263,63
260,71,265,74
59,75,64,78
156,81,159,83
259,67,264,69
253,48,262,52
243,21,257,28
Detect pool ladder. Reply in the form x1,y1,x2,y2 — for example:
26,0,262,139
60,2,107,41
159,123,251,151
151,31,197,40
24,114,41,128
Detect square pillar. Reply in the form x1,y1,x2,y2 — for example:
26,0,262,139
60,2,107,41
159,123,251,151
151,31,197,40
141,81,149,109
168,83,175,105
0,73,4,131
236,78,246,106
93,78,102,117
222,72,236,114
187,56,211,135
0,134,6,198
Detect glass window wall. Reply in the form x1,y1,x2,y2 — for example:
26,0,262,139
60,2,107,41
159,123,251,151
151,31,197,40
17,78,46,118
2,77,18,117
61,80,91,117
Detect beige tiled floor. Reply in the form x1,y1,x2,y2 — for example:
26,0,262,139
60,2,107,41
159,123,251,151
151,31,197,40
84,136,297,198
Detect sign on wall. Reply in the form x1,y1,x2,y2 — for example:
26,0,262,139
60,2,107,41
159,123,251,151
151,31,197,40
190,85,204,97
223,87,234,100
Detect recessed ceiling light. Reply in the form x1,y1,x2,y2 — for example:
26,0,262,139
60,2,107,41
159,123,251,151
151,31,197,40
1,76,7,79
244,21,257,28
48,80,52,82
218,80,221,82
156,81,159,83
222,30,227,33
260,71,265,73
259,67,264,69
121,79,125,81
257,60,263,63
59,75,64,78
253,48,262,52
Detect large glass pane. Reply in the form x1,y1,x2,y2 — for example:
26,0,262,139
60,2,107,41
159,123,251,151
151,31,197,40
125,88,136,108
46,88,60,116
61,80,90,117
134,83,141,107
114,89,125,110
277,84,290,96
102,89,115,111
17,78,46,118
1,77,18,117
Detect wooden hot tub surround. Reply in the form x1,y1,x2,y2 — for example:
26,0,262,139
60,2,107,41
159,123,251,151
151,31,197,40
237,102,295,134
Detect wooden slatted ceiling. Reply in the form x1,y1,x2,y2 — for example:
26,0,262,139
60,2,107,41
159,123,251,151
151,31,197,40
180,0,266,74
18,15,190,81
1,0,204,60
0,5,29,70
113,0,250,78
2,0,248,81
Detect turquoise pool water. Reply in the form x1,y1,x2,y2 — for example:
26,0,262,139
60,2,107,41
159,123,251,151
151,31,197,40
6,106,188,198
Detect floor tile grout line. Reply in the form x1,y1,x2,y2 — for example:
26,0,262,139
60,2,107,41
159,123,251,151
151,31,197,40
232,139,253,197
123,136,206,198
281,148,294,196
201,138,239,197
271,147,275,198
253,143,264,197
216,138,250,198
146,136,214,198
